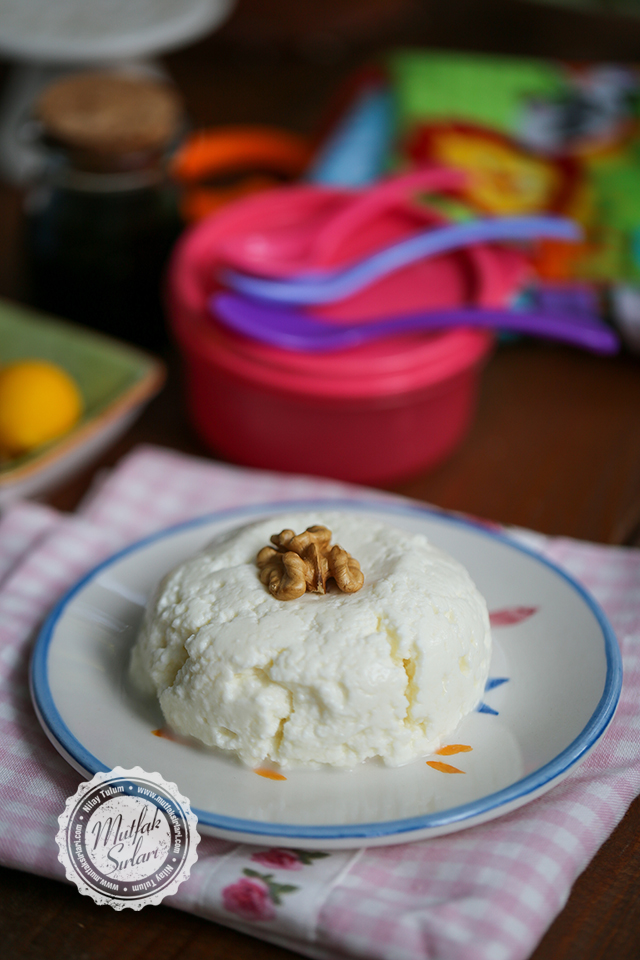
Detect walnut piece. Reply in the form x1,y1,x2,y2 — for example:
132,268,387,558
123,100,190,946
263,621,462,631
328,544,365,594
256,525,364,601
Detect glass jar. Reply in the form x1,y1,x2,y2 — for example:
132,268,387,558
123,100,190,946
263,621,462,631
24,71,183,352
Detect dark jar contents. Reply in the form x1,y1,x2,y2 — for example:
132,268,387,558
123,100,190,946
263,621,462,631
24,71,183,352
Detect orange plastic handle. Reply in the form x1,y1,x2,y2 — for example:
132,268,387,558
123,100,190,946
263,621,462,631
171,126,311,183
180,175,279,223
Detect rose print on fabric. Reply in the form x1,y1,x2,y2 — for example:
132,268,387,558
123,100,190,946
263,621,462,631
251,848,303,871
222,869,300,921
250,848,329,870
222,849,332,921
222,876,278,922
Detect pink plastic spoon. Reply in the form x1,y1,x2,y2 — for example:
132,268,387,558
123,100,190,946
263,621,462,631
218,167,464,278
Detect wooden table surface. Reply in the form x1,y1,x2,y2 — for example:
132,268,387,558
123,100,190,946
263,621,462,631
3,2,640,958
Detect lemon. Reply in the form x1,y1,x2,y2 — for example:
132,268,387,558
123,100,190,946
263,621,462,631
0,359,83,457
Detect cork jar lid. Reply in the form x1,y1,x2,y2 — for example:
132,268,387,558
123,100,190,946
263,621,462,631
35,71,182,157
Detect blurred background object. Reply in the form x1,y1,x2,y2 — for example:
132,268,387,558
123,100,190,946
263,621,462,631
531,0,640,12
3,0,640,484
0,0,234,62
0,0,235,183
0,298,164,503
171,124,311,221
24,69,184,350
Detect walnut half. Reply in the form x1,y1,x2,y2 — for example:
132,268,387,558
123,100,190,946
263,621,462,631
256,525,364,601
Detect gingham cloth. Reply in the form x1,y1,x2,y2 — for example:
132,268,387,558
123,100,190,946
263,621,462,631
2,444,640,960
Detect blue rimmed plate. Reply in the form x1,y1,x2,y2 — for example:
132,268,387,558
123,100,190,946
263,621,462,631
30,500,622,849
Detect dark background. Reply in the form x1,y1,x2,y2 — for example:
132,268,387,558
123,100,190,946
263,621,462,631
4,2,640,958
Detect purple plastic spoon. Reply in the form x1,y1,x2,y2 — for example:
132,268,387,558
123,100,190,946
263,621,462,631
212,292,620,355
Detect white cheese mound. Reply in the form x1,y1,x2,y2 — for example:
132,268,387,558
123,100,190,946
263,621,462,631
130,512,491,768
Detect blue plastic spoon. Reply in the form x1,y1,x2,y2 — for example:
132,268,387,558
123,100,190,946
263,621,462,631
221,215,583,305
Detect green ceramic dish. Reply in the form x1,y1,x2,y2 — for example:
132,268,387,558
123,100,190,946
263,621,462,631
0,299,165,502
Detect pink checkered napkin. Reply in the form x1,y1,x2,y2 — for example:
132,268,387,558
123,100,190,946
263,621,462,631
0,445,638,960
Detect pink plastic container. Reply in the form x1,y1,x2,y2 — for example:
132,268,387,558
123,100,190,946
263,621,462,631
167,190,523,485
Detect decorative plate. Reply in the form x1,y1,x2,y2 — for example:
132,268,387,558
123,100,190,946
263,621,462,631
30,500,622,849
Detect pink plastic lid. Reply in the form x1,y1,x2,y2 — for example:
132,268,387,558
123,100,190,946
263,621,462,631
168,187,528,400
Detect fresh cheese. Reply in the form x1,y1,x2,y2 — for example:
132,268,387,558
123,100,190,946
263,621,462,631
130,512,491,768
